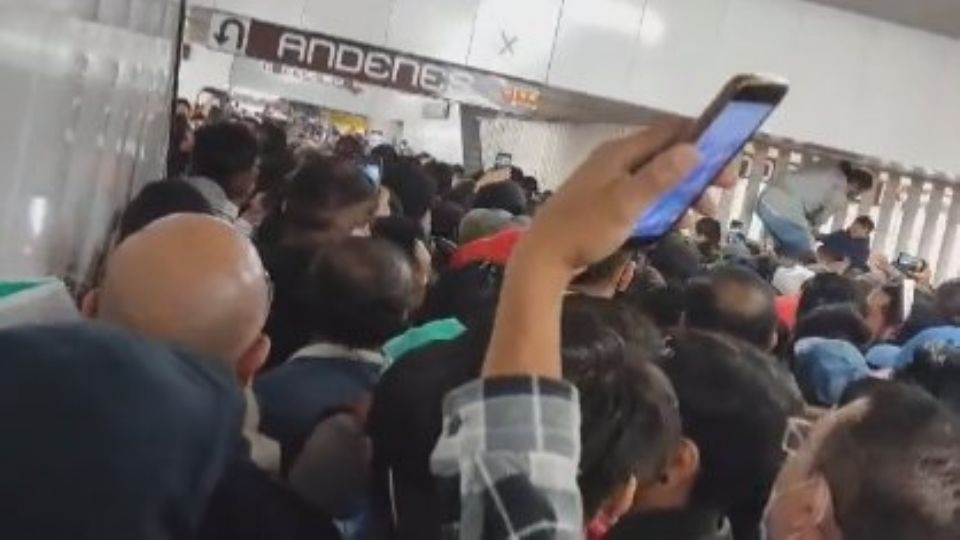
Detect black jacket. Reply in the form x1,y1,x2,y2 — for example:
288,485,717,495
607,507,734,540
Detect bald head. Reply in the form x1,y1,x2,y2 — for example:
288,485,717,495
96,215,270,373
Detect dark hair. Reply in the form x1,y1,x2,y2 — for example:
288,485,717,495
562,296,680,517
839,161,874,193
814,383,960,540
853,215,876,233
623,282,686,330
798,273,865,320
934,279,960,326
424,161,455,196
572,247,635,288
370,144,400,167
191,121,259,196
382,160,438,221
118,180,212,242
167,114,192,178
684,265,777,349
472,181,528,216
430,201,466,242
794,303,872,349
445,181,476,209
648,233,702,284
302,237,415,349
366,294,669,536
281,157,378,235
417,262,504,325
695,217,722,246
896,295,941,344
658,330,803,539
518,176,539,197
816,243,848,264
372,216,427,270
334,135,364,160
896,345,960,414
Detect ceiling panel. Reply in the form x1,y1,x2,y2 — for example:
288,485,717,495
805,0,960,38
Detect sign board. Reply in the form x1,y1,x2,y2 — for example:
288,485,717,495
189,8,540,114
207,12,251,54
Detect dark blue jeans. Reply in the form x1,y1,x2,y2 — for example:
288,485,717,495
756,202,815,259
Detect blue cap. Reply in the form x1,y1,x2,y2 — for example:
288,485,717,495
794,338,870,406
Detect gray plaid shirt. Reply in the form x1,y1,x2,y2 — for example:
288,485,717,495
431,376,584,540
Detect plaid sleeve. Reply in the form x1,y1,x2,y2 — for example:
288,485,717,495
430,376,583,540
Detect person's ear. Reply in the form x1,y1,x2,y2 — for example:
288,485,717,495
673,438,700,485
236,334,270,386
80,289,100,318
632,437,700,511
787,474,835,533
616,260,637,293
598,475,638,525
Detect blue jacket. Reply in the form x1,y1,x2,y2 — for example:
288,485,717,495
255,343,383,472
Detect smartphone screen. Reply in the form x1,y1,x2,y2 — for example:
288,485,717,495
495,152,512,168
632,100,777,240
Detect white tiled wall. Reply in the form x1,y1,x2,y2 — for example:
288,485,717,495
465,0,564,81
547,0,646,102
302,0,395,45
200,0,960,175
385,0,479,64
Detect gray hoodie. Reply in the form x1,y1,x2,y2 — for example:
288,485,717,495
758,162,849,229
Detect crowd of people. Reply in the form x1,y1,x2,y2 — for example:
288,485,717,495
4,102,960,540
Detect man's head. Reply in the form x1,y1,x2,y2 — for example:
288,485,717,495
934,279,960,326
896,345,960,415
280,157,379,247
840,161,875,201
794,304,872,349
473,181,529,216
815,243,851,274
560,295,679,522
849,215,875,239
191,121,260,204
300,237,415,350
695,217,722,247
798,273,865,321
87,214,271,384
653,330,804,538
684,265,778,350
765,383,960,540
570,246,637,299
118,180,213,242
372,216,433,308
175,98,192,118
382,160,438,229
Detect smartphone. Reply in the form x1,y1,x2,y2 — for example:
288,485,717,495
631,74,789,243
495,152,513,169
357,156,383,188
894,252,924,275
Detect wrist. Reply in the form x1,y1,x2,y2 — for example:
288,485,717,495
508,236,576,290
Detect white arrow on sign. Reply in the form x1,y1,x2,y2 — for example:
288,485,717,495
207,12,251,53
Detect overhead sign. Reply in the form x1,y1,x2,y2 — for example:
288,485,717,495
207,12,250,54
190,8,540,114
